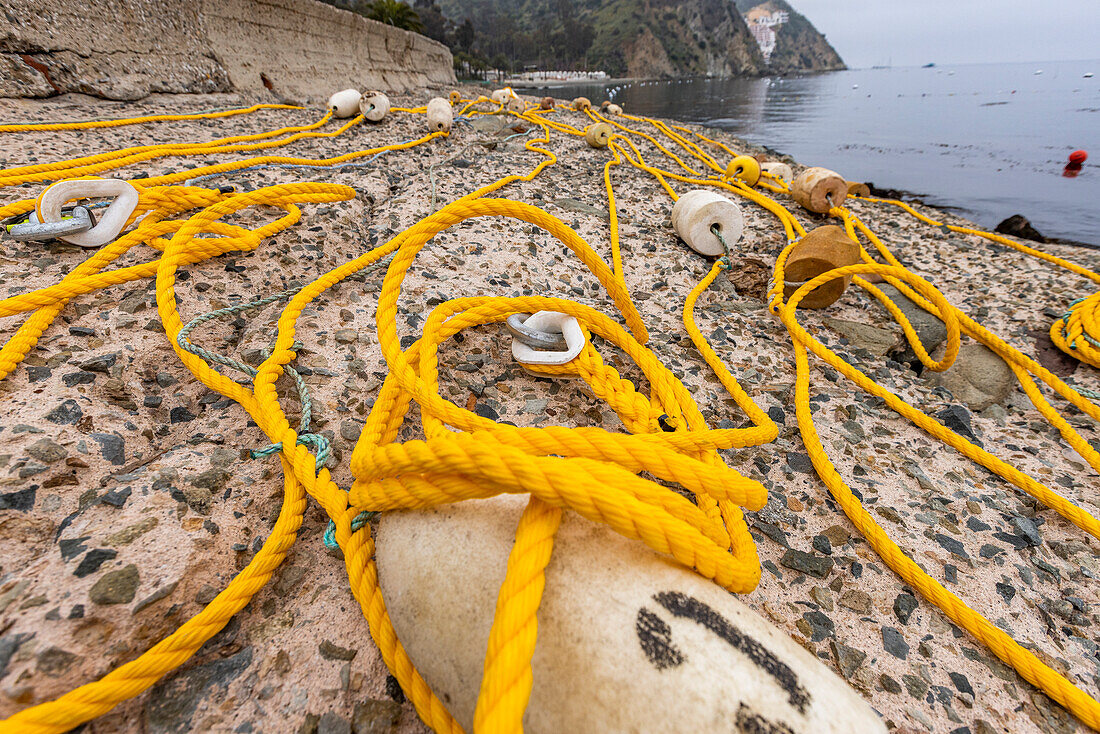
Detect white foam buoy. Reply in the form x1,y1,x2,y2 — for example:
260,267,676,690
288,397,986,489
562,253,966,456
605,103,623,116
426,97,453,132
790,167,847,214
376,495,888,734
670,189,744,256
327,88,362,118
761,161,794,182
360,91,390,122
491,88,516,104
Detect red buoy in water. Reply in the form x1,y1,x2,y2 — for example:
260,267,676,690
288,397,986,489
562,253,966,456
1069,149,1088,164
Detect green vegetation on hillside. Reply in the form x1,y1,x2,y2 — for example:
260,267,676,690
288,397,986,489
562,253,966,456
319,0,842,78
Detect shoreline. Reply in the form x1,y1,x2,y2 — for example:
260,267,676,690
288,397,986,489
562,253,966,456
0,89,1097,734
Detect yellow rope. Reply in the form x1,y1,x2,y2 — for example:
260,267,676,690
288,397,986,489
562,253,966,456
588,108,1100,730
0,103,303,133
861,195,1100,369
1,95,1099,734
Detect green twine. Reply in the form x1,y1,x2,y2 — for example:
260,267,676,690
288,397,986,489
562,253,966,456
322,511,378,549
176,251,395,550
1059,297,1100,351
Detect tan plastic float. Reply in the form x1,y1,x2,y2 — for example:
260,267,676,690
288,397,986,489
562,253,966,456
326,88,361,118
449,90,462,105
506,97,525,114
781,225,861,309
761,161,794,182
604,103,623,116
573,96,592,111
359,92,390,122
846,181,871,197
790,167,847,213
540,96,555,110
671,190,744,257
584,123,613,148
376,495,888,734
426,97,453,132
725,155,761,186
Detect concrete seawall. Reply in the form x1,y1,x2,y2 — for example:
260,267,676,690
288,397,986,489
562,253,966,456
0,0,455,101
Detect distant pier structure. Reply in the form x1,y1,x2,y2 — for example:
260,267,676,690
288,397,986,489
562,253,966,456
744,7,789,62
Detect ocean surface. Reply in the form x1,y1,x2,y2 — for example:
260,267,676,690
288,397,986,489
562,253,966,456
518,60,1100,246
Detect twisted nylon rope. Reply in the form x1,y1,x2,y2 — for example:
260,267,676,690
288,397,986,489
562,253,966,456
859,196,1100,371
0,103,303,133
0,97,587,732
585,107,1100,729
2,94,1099,734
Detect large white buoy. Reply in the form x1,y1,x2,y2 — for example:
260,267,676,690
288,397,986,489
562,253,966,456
360,91,390,122
426,97,453,132
671,189,744,256
327,88,362,118
376,496,887,734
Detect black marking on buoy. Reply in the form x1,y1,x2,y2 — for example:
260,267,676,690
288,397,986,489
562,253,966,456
735,703,797,734
635,607,685,670
653,591,810,714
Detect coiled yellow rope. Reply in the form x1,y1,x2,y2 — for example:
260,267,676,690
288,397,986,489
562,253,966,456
576,106,1100,729
0,103,302,133
0,94,1097,734
861,195,1100,370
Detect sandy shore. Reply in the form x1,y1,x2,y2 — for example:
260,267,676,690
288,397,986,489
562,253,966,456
0,87,1097,734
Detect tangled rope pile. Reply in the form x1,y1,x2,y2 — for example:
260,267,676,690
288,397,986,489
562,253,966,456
0,93,1097,733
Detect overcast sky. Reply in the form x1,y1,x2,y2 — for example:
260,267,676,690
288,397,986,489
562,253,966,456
792,0,1100,68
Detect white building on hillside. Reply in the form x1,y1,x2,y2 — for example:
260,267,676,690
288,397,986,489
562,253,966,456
744,8,789,62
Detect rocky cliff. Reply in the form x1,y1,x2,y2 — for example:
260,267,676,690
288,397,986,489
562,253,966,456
435,0,765,78
586,0,765,78
0,0,455,101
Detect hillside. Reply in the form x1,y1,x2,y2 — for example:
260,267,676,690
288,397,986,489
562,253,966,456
323,0,842,78
735,0,846,73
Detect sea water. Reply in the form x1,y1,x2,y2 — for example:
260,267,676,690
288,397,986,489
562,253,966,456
520,60,1100,245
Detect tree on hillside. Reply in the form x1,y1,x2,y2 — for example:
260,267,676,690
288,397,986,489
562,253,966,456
453,18,476,51
413,0,451,44
365,0,424,32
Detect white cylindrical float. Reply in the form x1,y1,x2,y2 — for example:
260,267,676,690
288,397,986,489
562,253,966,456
671,189,744,256
491,88,516,104
327,88,362,118
790,167,847,213
376,495,888,734
360,91,390,122
426,97,453,132
761,162,794,182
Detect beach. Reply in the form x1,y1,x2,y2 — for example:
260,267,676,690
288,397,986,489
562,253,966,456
0,88,1098,734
